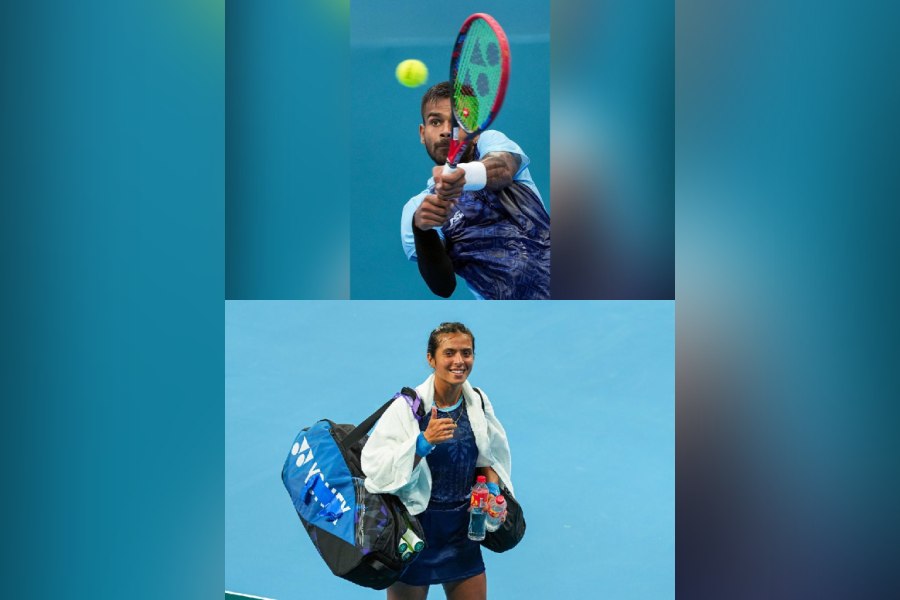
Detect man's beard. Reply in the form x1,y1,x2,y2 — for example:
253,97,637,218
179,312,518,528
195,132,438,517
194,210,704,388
428,140,477,166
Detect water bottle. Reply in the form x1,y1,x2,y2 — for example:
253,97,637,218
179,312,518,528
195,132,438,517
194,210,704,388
485,494,507,532
467,475,489,541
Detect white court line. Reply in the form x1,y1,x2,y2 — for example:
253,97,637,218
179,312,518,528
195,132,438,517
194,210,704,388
225,592,276,600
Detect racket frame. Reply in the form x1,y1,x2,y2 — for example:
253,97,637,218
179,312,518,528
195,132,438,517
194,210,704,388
446,12,511,167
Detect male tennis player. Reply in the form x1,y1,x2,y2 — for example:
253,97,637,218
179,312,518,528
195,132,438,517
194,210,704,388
400,82,551,300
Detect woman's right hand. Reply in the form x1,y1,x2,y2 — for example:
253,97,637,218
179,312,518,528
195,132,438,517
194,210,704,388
423,406,457,444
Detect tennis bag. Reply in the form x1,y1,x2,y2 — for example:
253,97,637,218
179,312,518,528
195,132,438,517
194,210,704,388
282,388,427,590
471,388,527,554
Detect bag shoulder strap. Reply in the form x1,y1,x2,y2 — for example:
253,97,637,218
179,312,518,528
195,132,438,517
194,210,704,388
472,387,518,501
473,387,509,493
474,387,486,410
340,387,421,451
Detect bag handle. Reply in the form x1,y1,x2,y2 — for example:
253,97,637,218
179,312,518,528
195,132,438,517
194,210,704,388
340,387,423,452
302,472,346,520
472,387,514,497
474,387,486,411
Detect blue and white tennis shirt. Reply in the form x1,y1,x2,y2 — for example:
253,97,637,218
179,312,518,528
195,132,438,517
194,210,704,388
400,130,551,300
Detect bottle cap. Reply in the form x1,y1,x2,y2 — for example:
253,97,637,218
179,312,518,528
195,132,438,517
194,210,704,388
495,495,505,505
476,475,487,483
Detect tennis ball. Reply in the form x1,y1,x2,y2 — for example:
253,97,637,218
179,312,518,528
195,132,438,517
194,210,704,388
396,59,428,88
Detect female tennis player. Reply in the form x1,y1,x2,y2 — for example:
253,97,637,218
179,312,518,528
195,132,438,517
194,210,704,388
361,322,515,600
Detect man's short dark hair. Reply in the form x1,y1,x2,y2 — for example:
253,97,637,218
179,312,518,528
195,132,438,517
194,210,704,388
420,81,453,123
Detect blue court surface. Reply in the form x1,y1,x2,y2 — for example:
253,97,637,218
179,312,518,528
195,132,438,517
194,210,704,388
349,1,550,299
226,301,673,599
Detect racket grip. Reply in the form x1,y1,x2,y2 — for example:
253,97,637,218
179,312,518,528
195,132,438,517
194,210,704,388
443,163,457,174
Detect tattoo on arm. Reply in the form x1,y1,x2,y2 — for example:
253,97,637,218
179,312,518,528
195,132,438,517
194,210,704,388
482,152,521,191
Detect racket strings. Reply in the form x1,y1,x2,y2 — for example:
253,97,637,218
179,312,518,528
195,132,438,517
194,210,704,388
454,18,504,132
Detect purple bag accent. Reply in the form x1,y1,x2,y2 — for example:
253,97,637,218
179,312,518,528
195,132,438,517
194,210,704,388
394,390,424,422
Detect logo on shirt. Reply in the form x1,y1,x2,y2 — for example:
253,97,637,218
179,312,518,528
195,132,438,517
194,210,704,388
448,210,464,228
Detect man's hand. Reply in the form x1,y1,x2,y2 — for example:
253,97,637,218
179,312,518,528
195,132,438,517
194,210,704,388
413,194,456,230
423,406,457,444
433,165,466,202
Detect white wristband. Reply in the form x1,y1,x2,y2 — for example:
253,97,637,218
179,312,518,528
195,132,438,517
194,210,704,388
459,161,487,191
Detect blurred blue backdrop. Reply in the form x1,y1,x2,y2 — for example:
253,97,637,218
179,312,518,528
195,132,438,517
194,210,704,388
226,301,674,599
1,2,225,599
349,1,550,299
676,1,900,597
227,1,351,299
551,0,674,299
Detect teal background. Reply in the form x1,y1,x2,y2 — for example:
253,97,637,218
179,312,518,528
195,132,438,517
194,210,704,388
550,0,674,299
675,1,900,597
226,1,350,299
349,0,550,299
0,1,225,598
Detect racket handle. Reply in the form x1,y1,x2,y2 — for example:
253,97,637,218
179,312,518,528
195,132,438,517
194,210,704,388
443,163,457,174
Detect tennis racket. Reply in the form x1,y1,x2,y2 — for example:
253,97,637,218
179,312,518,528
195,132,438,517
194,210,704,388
445,13,511,171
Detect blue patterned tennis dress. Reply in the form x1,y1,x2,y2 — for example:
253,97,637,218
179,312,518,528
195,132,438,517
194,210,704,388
398,400,484,586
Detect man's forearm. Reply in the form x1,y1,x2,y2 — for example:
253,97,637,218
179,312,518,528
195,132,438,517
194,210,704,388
482,152,521,191
412,222,456,298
